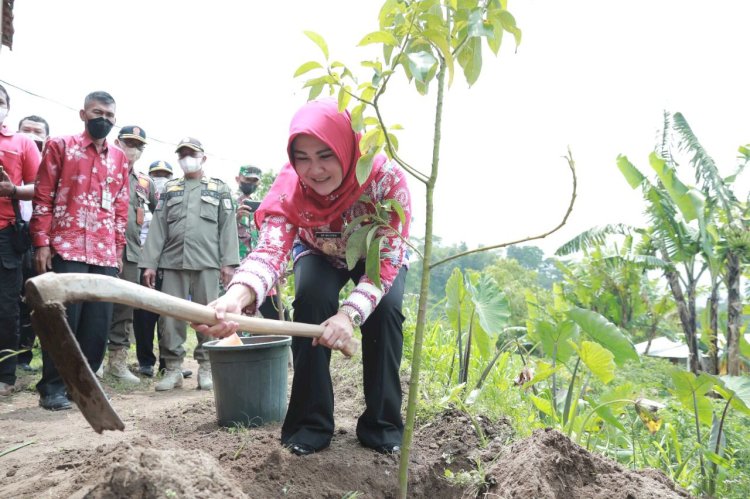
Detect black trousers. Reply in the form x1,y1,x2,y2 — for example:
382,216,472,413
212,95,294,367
281,254,406,450
36,255,117,397
18,249,37,366
132,269,163,369
0,227,22,386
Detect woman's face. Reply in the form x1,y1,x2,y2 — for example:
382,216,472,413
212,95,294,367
292,134,344,196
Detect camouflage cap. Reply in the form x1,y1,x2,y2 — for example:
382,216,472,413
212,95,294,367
238,165,261,178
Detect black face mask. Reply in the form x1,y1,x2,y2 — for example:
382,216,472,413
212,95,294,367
239,183,258,195
86,117,114,139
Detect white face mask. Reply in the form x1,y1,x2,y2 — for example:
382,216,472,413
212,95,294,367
0,106,8,124
122,145,143,163
151,176,170,192
179,156,203,174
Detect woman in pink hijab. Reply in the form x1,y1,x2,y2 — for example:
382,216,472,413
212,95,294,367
196,99,412,456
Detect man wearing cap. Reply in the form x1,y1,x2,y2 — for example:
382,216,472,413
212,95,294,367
105,126,157,384
235,165,262,260
31,90,129,411
140,137,239,391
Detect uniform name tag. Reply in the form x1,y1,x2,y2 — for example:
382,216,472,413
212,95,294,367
102,190,113,211
315,231,342,239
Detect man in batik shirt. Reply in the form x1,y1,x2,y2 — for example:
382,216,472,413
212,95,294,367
31,91,129,411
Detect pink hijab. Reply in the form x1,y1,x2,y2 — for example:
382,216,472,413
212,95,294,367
254,99,385,228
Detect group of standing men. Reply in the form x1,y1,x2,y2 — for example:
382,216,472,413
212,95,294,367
0,85,267,410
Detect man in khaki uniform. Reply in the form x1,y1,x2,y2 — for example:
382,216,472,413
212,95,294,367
107,126,156,384
140,137,239,391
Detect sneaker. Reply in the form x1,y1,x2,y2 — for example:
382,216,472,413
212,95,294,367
197,363,212,391
95,364,104,379
138,365,155,377
155,368,183,391
0,382,13,397
107,349,140,384
39,392,72,411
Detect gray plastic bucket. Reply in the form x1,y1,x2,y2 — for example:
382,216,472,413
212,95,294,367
203,335,291,427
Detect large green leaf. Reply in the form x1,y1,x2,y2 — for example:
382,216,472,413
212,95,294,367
537,319,577,363
715,376,750,415
357,30,399,47
529,394,555,419
571,340,616,384
594,383,636,434
456,36,482,85
464,273,509,359
445,267,471,334
345,225,371,270
293,61,323,78
568,307,639,365
616,154,646,189
649,152,705,223
670,370,716,427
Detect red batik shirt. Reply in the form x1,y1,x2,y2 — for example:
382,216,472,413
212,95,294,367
0,125,41,229
31,132,129,267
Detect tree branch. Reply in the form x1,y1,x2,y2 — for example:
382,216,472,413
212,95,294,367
429,148,578,269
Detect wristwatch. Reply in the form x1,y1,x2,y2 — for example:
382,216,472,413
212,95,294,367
340,305,362,327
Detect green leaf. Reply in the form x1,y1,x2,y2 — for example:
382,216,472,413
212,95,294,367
522,360,563,389
307,83,324,101
365,235,384,289
446,268,470,334
351,103,365,132
457,36,483,85
358,30,399,47
422,29,455,86
467,273,510,337
617,154,646,189
529,394,555,418
570,340,616,384
345,225,371,270
715,375,750,415
568,307,639,365
304,31,329,60
467,9,494,38
356,151,375,185
537,319,577,363
406,51,438,85
293,61,323,78
649,152,704,222
337,87,351,112
499,9,522,47
343,214,373,237
380,198,406,225
670,370,716,427
594,383,636,434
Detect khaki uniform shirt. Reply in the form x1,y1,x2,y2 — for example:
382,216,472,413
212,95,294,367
140,175,240,270
124,169,157,264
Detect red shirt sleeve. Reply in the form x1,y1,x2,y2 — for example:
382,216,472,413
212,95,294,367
30,138,64,248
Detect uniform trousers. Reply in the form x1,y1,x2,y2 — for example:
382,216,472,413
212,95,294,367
133,269,163,369
158,268,219,366
281,254,407,451
17,249,37,366
37,255,117,397
107,258,139,350
0,227,22,386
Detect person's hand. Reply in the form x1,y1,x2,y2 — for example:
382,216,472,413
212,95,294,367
220,265,235,288
35,246,53,274
316,311,354,351
235,203,254,221
142,268,157,288
117,257,123,274
193,284,256,338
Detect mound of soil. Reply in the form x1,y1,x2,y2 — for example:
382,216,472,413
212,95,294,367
484,428,691,499
1,358,690,498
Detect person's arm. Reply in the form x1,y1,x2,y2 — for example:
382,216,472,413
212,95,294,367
30,138,63,248
147,177,158,213
218,185,240,268
229,215,297,314
139,195,168,287
113,161,130,261
341,164,412,324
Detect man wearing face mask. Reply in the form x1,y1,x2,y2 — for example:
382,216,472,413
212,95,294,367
15,114,50,373
30,91,129,411
140,137,239,391
0,84,42,398
234,165,262,260
105,126,156,384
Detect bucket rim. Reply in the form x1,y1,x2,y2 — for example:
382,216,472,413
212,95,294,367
204,335,292,351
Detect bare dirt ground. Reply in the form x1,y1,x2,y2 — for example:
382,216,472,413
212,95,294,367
0,355,691,498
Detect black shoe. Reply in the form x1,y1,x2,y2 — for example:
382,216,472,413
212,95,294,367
40,393,72,411
138,365,155,377
182,369,192,379
286,443,316,456
18,363,37,372
373,444,400,455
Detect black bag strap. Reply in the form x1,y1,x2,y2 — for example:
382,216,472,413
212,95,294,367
11,197,24,225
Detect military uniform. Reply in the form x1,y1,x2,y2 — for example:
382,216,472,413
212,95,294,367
108,170,156,349
234,189,259,259
140,175,239,366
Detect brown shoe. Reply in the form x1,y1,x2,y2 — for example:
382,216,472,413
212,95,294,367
0,382,15,396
